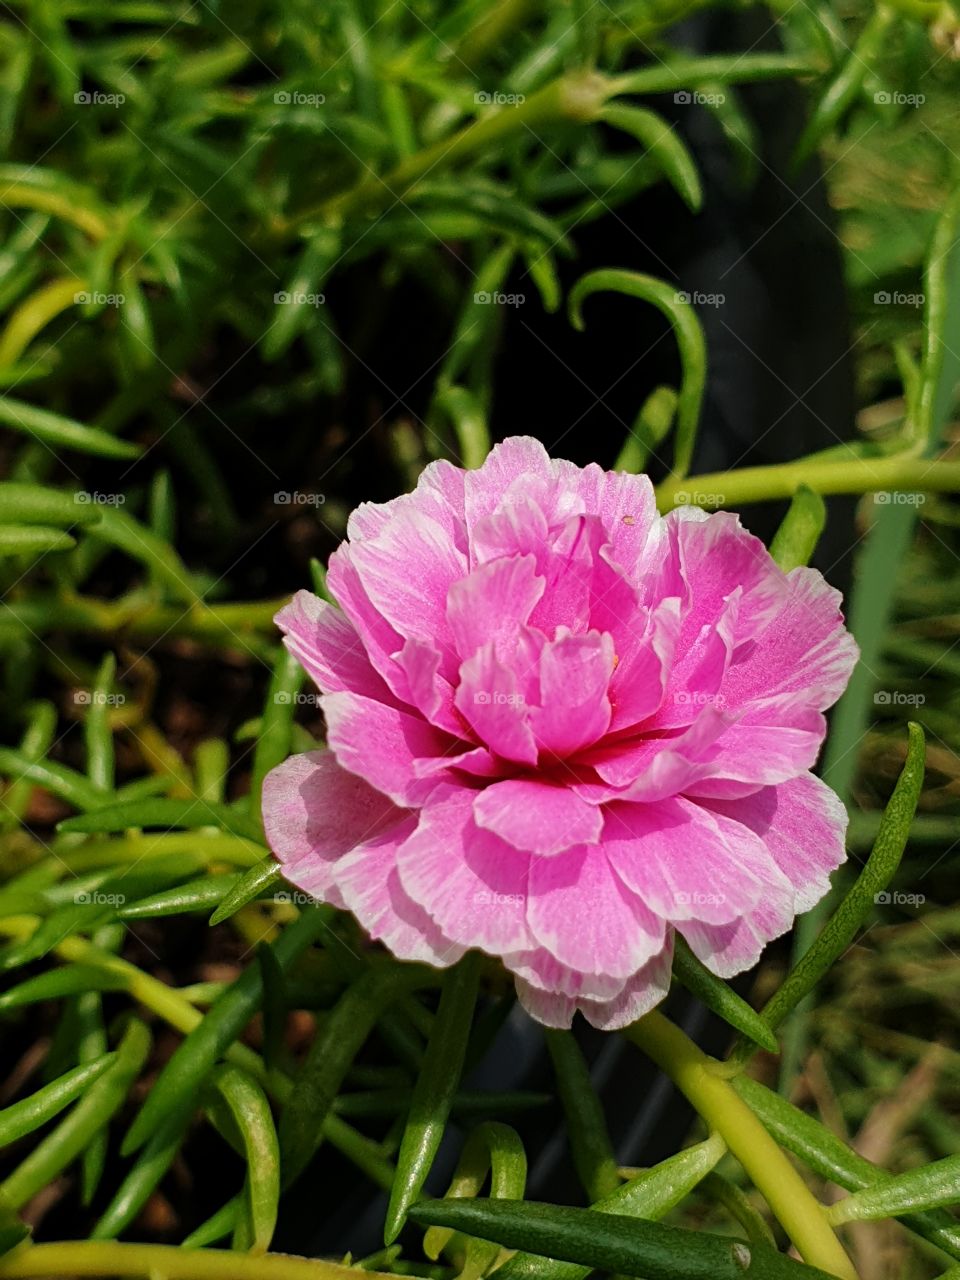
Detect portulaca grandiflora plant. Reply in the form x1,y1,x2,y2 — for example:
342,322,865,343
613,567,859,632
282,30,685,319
1,3,960,1279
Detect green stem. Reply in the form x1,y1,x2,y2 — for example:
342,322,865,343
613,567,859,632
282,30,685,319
0,592,286,644
0,1242,394,1280
0,186,109,239
57,832,264,874
0,276,86,368
623,1013,857,1280
0,918,395,1188
655,452,960,510
456,0,541,65
304,71,611,225
0,919,259,1075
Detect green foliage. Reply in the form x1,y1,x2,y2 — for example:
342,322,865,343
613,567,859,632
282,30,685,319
0,1,957,1278
408,1199,838,1280
386,954,482,1243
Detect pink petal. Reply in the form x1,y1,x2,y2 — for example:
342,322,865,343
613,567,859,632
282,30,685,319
578,942,674,1030
455,643,539,766
604,796,786,924
413,744,505,781
527,845,665,978
470,493,552,567
720,566,859,713
670,507,787,648
276,591,395,702
696,696,827,785
322,691,460,806
678,892,795,979
326,545,412,701
335,829,465,966
349,508,467,670
551,459,659,578
396,793,535,954
512,982,577,1029
526,515,608,636
348,458,466,555
652,591,740,730
464,436,552,539
587,546,643,649
530,629,614,758
635,516,686,609
513,942,674,1030
395,637,461,735
703,772,847,912
607,598,680,732
446,555,545,661
473,778,603,855
507,948,627,1001
263,750,408,903
584,705,734,796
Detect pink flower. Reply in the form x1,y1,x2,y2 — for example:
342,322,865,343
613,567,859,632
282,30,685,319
264,438,858,1029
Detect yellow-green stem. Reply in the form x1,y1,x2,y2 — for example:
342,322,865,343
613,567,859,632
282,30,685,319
0,1241,393,1280
0,919,395,1186
305,70,610,226
0,277,86,368
0,918,260,1071
624,1012,857,1280
0,592,286,645
655,452,960,510
0,187,109,239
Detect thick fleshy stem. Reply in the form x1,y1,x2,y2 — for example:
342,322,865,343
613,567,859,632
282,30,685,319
0,1241,396,1280
655,452,960,510
623,1012,858,1280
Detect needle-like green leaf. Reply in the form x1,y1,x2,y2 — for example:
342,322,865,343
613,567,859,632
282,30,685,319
409,1199,837,1280
756,721,925,1037
385,953,481,1243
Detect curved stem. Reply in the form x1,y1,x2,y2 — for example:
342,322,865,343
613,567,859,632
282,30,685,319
0,276,86,368
655,452,960,510
0,592,286,645
299,70,611,227
0,1241,395,1280
456,0,541,65
623,1012,857,1280
0,919,396,1187
0,918,234,1041
0,186,109,239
